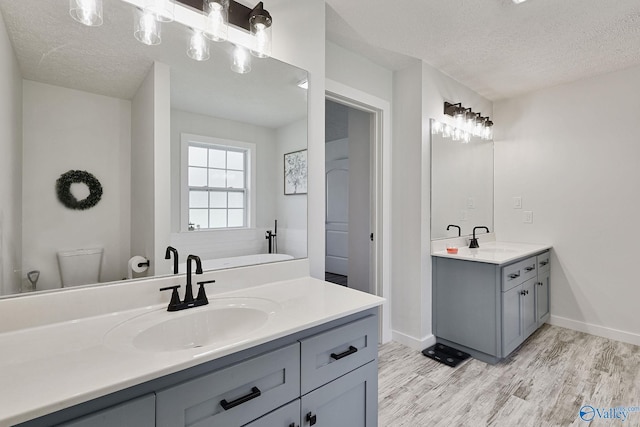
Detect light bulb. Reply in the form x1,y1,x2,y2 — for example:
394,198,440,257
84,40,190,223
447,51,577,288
135,9,161,45
204,0,228,42
483,125,493,140
188,30,210,61
231,45,251,74
70,0,103,27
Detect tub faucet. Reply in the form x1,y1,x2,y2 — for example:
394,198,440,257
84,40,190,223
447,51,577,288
469,226,490,249
165,246,179,275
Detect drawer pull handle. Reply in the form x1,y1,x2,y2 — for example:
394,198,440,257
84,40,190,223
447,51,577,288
520,290,529,296
220,386,261,410
524,265,535,272
508,272,520,279
331,345,358,360
540,260,549,266
306,412,317,425
289,424,299,427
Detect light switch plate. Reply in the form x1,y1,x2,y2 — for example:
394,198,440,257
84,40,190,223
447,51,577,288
523,211,533,223
513,197,522,209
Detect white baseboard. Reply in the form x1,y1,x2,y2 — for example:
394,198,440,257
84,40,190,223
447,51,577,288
391,330,436,350
549,315,640,347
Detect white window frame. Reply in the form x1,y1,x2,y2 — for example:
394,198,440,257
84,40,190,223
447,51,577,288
181,133,257,232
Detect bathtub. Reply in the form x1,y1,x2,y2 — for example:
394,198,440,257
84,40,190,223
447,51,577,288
178,253,294,273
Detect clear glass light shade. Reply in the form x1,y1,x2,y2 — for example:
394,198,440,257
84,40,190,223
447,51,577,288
144,0,175,22
187,30,210,61
453,127,464,141
250,15,272,58
454,110,465,128
134,9,161,45
204,0,228,42
473,120,484,137
231,45,251,74
69,0,103,27
482,125,493,140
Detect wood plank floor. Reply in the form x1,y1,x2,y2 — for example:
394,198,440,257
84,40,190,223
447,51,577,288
378,325,640,426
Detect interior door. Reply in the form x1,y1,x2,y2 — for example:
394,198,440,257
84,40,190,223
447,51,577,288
325,159,349,276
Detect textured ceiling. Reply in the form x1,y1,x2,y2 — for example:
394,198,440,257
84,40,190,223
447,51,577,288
0,0,307,128
326,0,640,101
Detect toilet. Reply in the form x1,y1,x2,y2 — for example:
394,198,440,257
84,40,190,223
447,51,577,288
57,248,103,287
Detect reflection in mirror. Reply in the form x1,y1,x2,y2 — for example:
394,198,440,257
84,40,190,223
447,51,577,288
0,0,308,297
430,119,493,240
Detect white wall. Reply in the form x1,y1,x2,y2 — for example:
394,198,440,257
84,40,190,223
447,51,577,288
276,118,308,258
131,62,171,277
22,81,131,289
326,41,393,104
391,61,493,348
268,0,325,278
0,11,22,295
494,65,640,345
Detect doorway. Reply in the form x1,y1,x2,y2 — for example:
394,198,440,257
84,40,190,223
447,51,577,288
325,99,374,294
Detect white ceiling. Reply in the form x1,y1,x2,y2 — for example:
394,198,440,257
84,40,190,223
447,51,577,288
0,0,307,129
326,0,640,101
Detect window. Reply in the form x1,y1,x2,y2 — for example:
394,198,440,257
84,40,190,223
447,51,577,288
182,134,255,230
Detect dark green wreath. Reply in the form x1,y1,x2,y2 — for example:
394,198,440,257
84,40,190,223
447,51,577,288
55,170,103,210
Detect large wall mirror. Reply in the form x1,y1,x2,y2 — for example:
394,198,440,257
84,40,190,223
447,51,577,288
431,119,493,240
0,0,308,297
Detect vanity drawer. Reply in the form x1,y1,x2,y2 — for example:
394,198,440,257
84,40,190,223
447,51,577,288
537,251,550,273
156,343,300,427
502,257,537,292
300,315,378,395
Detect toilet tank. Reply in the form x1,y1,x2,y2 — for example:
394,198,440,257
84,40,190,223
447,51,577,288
57,248,103,287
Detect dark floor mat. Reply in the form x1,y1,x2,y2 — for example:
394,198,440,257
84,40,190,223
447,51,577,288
422,343,471,367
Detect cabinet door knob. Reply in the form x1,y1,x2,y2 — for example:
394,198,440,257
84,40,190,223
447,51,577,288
306,412,317,426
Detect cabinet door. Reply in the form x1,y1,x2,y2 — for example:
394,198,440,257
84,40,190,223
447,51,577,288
57,395,155,427
522,278,537,339
536,268,550,324
502,283,524,356
301,361,377,427
243,400,300,427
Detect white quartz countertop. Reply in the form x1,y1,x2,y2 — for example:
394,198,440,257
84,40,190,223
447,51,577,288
0,277,384,426
431,241,551,265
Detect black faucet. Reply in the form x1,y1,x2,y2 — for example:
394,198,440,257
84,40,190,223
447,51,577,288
446,224,461,237
469,226,490,248
185,255,203,304
165,246,179,275
159,254,214,311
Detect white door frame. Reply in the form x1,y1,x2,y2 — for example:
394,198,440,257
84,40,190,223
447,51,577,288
325,79,392,343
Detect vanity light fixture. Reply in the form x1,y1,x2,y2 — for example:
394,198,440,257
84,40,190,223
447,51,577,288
69,0,103,27
204,0,229,42
187,29,210,61
134,8,162,45
443,101,495,141
144,0,175,22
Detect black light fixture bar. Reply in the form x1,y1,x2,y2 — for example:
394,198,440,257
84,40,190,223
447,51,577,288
444,102,462,116
176,0,270,31
443,101,493,126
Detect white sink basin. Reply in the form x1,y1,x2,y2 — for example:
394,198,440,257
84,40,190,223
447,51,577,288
104,297,280,353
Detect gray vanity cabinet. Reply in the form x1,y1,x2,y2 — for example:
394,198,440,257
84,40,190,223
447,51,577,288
57,395,155,427
433,251,550,363
243,400,300,427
